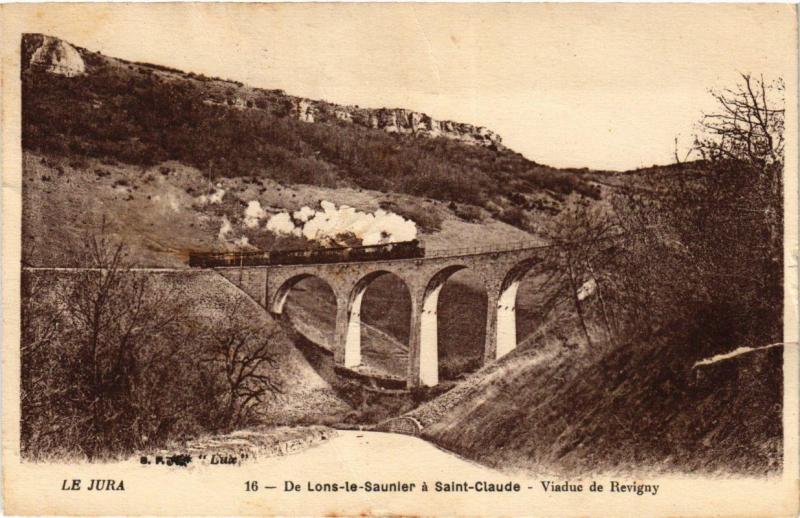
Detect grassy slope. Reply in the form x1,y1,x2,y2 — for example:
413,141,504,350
156,272,353,424
411,329,782,476
22,151,536,268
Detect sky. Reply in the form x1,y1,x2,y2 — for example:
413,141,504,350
10,3,796,170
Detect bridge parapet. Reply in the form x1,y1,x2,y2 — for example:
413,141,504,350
423,240,547,259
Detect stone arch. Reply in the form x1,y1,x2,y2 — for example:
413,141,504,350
495,258,539,359
419,265,474,386
270,273,336,315
345,270,412,370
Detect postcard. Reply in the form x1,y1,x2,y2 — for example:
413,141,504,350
1,3,798,516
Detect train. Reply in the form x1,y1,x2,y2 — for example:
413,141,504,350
188,239,425,268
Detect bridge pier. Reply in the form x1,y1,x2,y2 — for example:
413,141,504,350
344,288,365,368
332,295,350,366
417,286,441,388
496,280,520,359
484,290,499,363
406,297,424,388
483,278,520,363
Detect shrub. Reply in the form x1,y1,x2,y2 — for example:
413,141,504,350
68,157,89,170
439,356,482,381
454,205,483,223
454,204,484,223
380,200,443,233
498,206,527,228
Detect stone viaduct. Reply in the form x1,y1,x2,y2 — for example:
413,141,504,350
214,244,549,389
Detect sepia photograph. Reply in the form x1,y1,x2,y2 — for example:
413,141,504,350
1,3,798,516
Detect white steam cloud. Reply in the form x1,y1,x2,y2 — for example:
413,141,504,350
266,212,302,236
218,216,253,250
198,187,226,205
244,200,267,228
233,235,252,248
256,201,417,246
218,216,233,241
293,206,316,222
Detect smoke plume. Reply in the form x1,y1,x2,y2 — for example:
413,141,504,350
217,216,233,242
198,187,226,205
252,200,418,246
243,200,267,228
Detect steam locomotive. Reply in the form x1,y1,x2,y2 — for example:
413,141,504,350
188,239,424,268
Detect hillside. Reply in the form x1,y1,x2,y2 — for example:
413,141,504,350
22,151,534,268
152,272,352,425
409,329,782,475
20,33,605,260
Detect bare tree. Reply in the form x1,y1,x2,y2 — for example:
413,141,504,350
22,225,287,459
694,73,784,268
20,269,67,454
542,202,626,347
200,301,283,430
52,230,191,458
694,73,784,170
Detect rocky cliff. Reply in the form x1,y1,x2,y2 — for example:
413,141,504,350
21,33,502,149
22,34,85,77
288,99,503,148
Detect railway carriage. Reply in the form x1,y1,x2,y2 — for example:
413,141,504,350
188,240,424,267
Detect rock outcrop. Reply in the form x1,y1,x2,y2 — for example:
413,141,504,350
368,108,502,148
287,101,503,148
290,99,316,123
23,34,86,77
